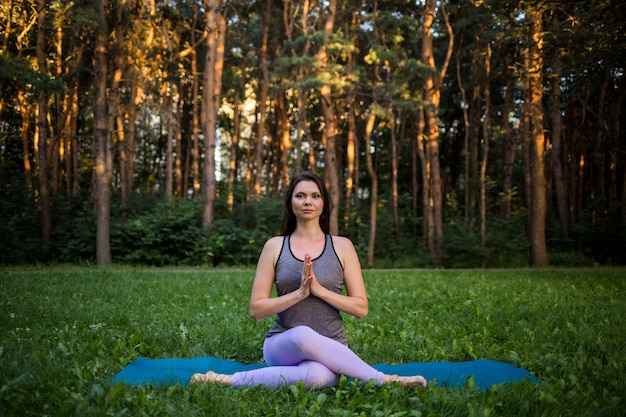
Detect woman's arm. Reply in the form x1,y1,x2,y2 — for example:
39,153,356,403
308,236,369,319
249,237,311,321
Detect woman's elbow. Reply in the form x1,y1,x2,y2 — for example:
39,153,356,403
354,305,369,320
249,307,262,321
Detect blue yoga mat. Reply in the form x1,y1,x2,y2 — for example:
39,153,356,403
111,357,538,390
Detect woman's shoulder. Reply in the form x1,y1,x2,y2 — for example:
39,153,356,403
258,236,286,266
329,235,356,252
265,236,285,247
264,235,285,250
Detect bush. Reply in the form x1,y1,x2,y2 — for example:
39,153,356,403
111,197,208,266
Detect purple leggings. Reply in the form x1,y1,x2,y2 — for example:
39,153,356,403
230,326,385,388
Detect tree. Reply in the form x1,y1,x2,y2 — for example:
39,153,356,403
547,6,569,238
317,0,340,235
93,0,113,264
201,0,226,231
419,0,453,264
36,0,51,258
524,8,548,266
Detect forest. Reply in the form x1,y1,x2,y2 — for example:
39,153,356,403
1,0,625,267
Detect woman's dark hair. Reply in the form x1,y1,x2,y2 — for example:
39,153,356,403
280,171,333,235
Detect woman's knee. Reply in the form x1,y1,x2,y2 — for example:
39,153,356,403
299,361,339,388
287,326,321,354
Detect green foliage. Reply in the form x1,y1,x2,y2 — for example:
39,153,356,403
0,169,41,264
110,197,208,266
106,193,283,267
1,268,625,416
442,219,530,268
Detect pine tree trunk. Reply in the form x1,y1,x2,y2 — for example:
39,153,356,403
479,41,491,262
421,0,452,264
18,90,32,194
364,110,378,267
252,0,271,197
549,23,569,238
318,0,339,235
201,0,225,232
526,9,549,266
36,0,51,258
94,0,112,264
500,55,515,219
277,91,291,191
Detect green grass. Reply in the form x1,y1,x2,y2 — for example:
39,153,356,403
1,267,625,416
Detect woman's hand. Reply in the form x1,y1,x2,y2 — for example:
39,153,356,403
298,254,312,298
307,261,325,298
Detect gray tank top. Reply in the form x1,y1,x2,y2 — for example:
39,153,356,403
265,234,347,345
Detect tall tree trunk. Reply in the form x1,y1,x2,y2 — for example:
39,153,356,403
284,0,311,177
455,49,471,226
191,2,201,197
411,114,420,237
549,14,569,238
317,0,339,235
479,41,491,262
201,0,225,231
364,110,378,266
18,90,32,194
69,80,80,196
421,0,453,264
227,19,246,209
252,0,271,197
94,0,112,264
36,0,51,258
175,90,183,197
525,9,549,266
344,94,357,231
500,55,515,219
389,105,400,243
277,92,291,191
416,105,433,252
227,82,241,209
163,78,174,196
121,69,138,208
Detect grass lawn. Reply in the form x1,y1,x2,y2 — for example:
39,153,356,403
1,267,625,416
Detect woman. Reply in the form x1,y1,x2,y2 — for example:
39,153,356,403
190,172,427,388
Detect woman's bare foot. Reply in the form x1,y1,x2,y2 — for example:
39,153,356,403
188,371,232,386
384,374,428,388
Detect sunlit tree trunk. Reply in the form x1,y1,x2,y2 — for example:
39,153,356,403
201,0,225,231
94,0,112,264
525,9,548,266
121,68,139,208
68,79,80,196
344,94,357,231
500,55,515,219
479,41,491,261
389,106,400,243
317,0,339,235
36,0,51,258
549,12,569,238
277,92,291,191
416,105,433,253
175,88,183,197
190,2,201,198
227,82,241,209
421,0,453,264
252,0,271,197
18,90,32,193
163,77,174,196
455,49,470,225
285,0,312,176
364,110,378,266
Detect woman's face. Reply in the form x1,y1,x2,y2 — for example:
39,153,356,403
291,180,324,221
